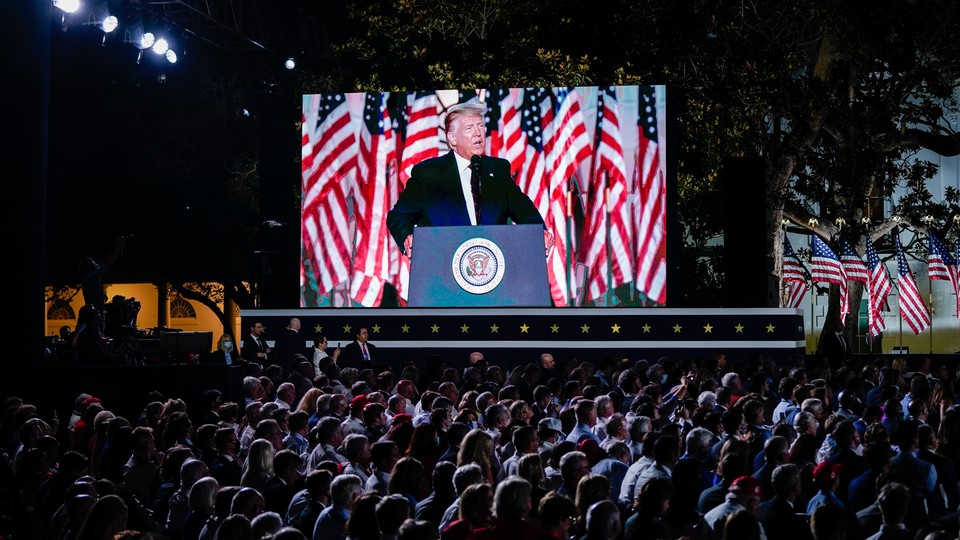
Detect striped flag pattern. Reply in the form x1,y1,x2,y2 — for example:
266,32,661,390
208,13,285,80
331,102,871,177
486,88,524,177
895,235,931,334
928,231,959,317
865,236,892,337
633,86,667,305
350,93,397,306
810,235,849,324
839,234,869,283
300,87,669,308
581,87,632,301
544,88,592,306
301,93,358,296
398,91,441,189
782,237,808,309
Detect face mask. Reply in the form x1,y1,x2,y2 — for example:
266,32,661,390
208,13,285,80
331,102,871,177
661,374,668,385
224,342,234,350
468,421,478,430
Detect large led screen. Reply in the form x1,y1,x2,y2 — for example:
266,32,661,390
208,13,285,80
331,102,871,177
300,86,667,308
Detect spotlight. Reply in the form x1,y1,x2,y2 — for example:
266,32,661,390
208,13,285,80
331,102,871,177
101,15,118,33
284,57,296,70
139,31,155,49
152,37,169,55
53,0,81,14
165,49,178,63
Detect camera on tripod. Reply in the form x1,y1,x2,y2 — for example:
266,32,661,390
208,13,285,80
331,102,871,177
105,295,141,336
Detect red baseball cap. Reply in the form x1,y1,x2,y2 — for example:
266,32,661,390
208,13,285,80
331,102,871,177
729,475,761,498
350,394,369,414
813,462,844,488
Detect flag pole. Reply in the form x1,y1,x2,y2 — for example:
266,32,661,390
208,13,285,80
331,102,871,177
566,185,574,306
895,229,903,353
604,171,612,307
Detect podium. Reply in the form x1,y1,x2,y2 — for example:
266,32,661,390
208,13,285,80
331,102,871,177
408,224,551,307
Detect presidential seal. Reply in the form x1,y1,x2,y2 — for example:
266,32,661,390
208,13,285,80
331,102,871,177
452,238,506,294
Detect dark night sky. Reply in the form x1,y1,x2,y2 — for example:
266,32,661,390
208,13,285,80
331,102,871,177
44,13,271,282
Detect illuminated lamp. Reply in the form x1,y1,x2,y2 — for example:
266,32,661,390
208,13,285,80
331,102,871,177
53,0,81,14
151,36,169,55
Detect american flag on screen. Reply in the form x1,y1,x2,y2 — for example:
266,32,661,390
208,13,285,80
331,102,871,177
581,87,632,302
350,93,397,307
928,231,959,317
895,234,931,334
782,237,808,309
544,88,591,306
810,235,849,324
865,236,892,337
633,86,666,305
398,91,441,188
517,88,551,216
839,233,869,283
485,88,523,176
302,93,357,296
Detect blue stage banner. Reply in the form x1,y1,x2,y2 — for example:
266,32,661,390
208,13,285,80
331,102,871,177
240,308,805,367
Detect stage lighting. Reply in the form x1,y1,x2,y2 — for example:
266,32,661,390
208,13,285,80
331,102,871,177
139,31,155,49
101,14,118,33
165,49,178,64
151,37,169,55
53,0,81,14
284,57,296,70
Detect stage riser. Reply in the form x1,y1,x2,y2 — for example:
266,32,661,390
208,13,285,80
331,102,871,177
241,308,806,366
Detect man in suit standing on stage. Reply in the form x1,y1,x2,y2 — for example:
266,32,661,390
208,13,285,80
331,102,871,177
273,317,306,377
386,101,551,259
241,320,271,367
339,326,376,370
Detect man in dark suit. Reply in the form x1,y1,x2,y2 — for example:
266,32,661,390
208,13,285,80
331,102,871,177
210,427,242,487
272,317,306,376
759,463,812,540
240,320,271,367
386,101,550,259
263,449,304,515
338,326,376,370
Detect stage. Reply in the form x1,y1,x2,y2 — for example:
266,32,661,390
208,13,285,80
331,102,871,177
240,307,806,367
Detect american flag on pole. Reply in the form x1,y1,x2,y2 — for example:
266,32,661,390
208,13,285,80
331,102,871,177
302,93,358,297
544,88,592,306
485,88,524,176
839,234,869,283
398,91,441,189
350,93,397,307
633,86,666,305
810,235,849,324
928,231,959,317
517,88,551,217
782,237,808,309
865,236,892,337
581,87,632,302
895,234,931,334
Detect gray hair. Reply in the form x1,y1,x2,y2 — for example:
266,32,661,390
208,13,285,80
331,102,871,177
595,395,613,415
330,474,362,507
771,463,800,496
800,398,823,414
586,500,621,536
444,102,487,133
493,476,532,520
685,427,715,456
453,463,484,495
628,415,653,441
697,391,717,409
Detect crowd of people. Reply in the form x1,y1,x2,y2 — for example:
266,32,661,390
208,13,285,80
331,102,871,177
2,342,960,540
